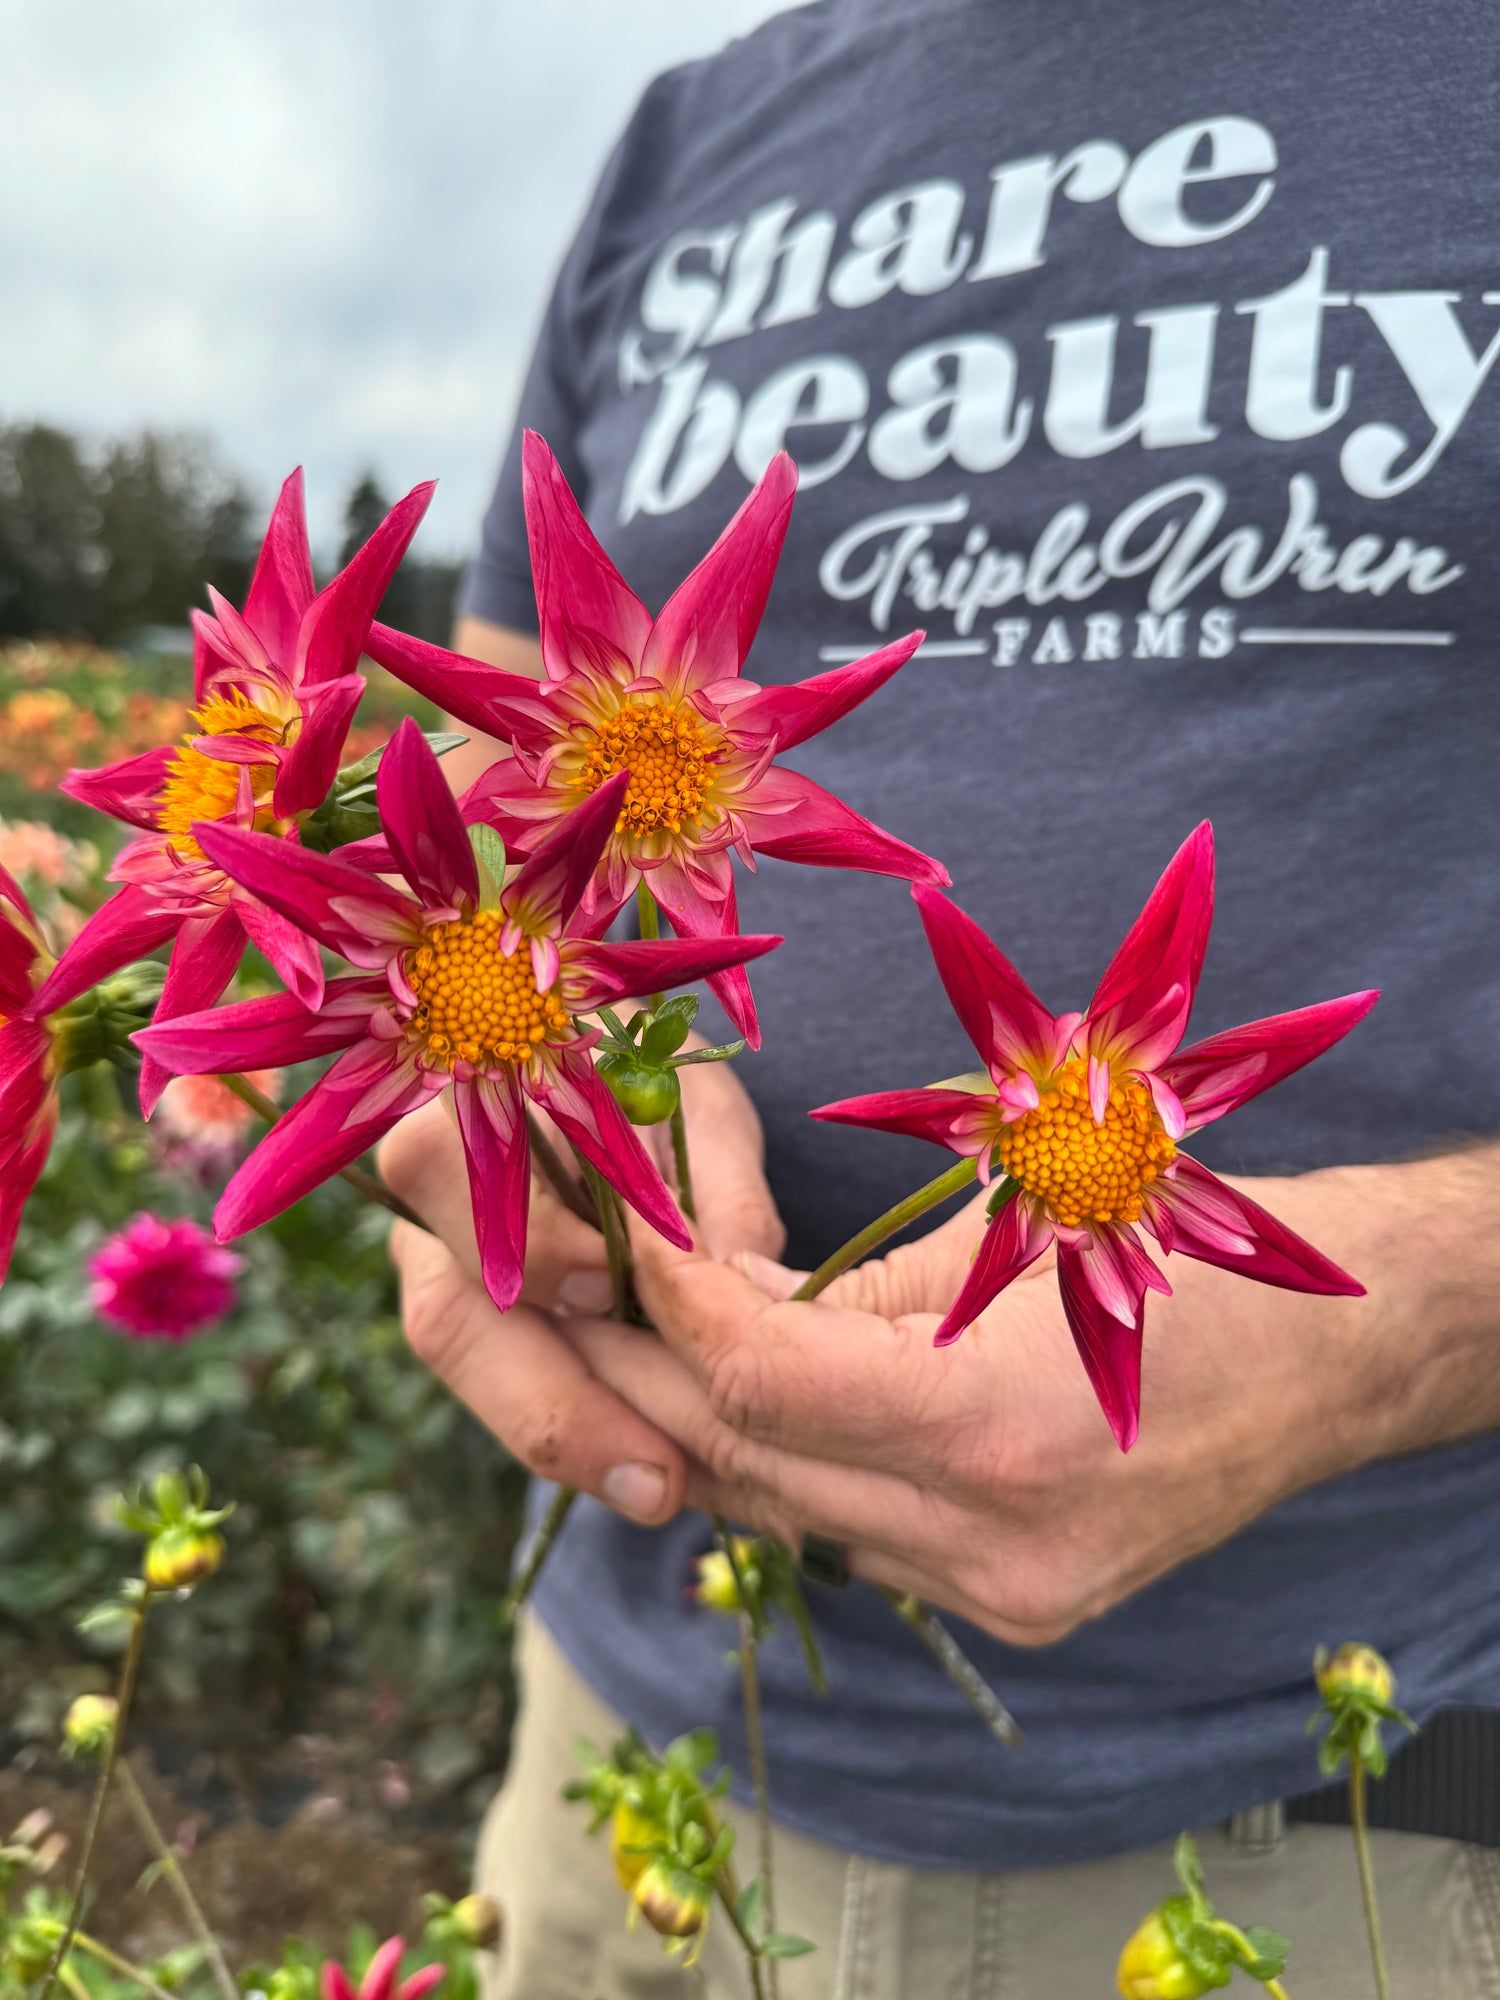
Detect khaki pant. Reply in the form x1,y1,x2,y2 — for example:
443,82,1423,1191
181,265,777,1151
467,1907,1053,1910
478,1617,1500,1999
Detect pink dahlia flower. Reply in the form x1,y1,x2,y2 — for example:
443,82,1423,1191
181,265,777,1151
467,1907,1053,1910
363,431,947,1047
46,469,433,1112
89,1213,243,1339
136,719,780,1310
812,825,1378,1451
0,865,61,1284
321,1939,442,2000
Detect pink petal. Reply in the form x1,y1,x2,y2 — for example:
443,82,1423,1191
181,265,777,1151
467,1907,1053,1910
1145,1072,1187,1141
932,1193,1053,1345
729,631,924,751
453,1072,530,1311
501,769,629,936
455,756,567,852
244,467,316,665
272,673,366,818
138,910,246,1116
565,929,781,1011
0,1087,56,1285
0,898,39,1016
28,885,181,1017
646,860,758,1049
810,1086,996,1156
640,453,797,695
364,622,553,749
215,1041,431,1239
530,1048,690,1249
195,823,421,968
736,766,949,886
1055,1240,1150,1451
60,747,175,832
295,483,436,688
522,431,652,679
358,1939,406,2000
911,883,1060,1080
1147,1156,1364,1296
396,1970,445,2000
1159,991,1381,1133
137,976,384,1075
1088,1054,1111,1125
376,717,479,912
236,894,326,1011
1085,822,1215,1073
321,1970,355,2000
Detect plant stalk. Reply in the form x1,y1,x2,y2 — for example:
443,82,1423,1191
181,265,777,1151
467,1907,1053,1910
791,1155,979,1302
525,1109,600,1227
501,1482,578,1625
636,882,698,1225
879,1589,1024,1750
1349,1752,1391,2000
713,1868,767,2000
737,1614,777,2000
221,1073,426,1230
115,1757,238,2000
70,1931,187,2000
40,1601,151,2000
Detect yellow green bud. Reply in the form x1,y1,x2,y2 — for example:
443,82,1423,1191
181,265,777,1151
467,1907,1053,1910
610,1801,665,1891
631,1857,712,1941
63,1693,119,1757
1316,1642,1394,1707
690,1537,759,1615
450,1894,502,1949
144,1525,225,1591
1116,1911,1211,2000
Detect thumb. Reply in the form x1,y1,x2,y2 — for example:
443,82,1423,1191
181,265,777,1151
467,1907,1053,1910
676,1057,785,1263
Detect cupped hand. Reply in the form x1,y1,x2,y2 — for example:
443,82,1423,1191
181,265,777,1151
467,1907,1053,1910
377,1055,785,1524
561,1165,1391,1644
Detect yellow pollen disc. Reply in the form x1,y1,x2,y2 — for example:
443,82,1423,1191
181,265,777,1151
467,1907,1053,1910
156,692,290,862
404,910,571,1070
572,699,716,838
994,1056,1176,1229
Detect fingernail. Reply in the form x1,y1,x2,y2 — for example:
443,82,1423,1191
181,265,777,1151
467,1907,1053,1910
557,1269,614,1313
603,1462,668,1522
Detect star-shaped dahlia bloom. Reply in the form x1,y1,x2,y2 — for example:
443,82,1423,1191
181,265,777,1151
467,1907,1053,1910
363,431,947,1046
812,825,1378,1450
136,720,780,1310
46,469,433,1110
321,1939,443,2000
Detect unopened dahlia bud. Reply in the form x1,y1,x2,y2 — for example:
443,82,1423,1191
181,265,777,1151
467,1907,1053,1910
631,1856,712,1942
450,1895,502,1950
1315,1642,1395,1708
597,1052,680,1127
689,1537,760,1616
144,1524,225,1591
1116,1910,1210,2000
610,1800,665,1891
63,1693,119,1757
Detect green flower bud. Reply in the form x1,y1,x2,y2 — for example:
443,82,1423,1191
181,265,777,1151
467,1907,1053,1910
1116,1911,1213,2000
63,1693,119,1758
450,1894,502,1949
631,1856,713,1941
6,1913,62,1985
144,1525,225,1591
689,1538,760,1616
597,1052,681,1127
1316,1642,1395,1708
52,963,165,1075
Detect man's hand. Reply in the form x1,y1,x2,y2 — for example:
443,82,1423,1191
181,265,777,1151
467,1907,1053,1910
559,1147,1500,1644
377,1056,785,1525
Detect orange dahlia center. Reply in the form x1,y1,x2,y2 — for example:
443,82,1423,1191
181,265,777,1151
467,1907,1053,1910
994,1056,1176,1229
156,691,292,862
405,911,570,1070
572,700,716,838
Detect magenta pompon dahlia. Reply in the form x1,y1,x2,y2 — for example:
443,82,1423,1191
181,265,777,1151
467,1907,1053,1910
42,469,434,1111
321,1939,443,2000
361,431,947,1047
135,719,781,1310
0,866,61,1283
812,825,1378,1451
89,1213,243,1340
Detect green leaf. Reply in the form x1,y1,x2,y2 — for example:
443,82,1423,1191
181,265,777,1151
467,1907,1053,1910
641,994,698,1062
1239,1925,1290,1978
734,1878,764,1934
761,1933,816,1960
671,1040,746,1067
468,825,507,909
664,1727,718,1775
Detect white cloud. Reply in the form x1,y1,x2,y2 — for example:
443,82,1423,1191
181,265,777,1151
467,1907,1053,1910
0,0,793,559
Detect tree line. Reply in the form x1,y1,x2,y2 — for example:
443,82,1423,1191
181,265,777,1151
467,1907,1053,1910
0,423,460,648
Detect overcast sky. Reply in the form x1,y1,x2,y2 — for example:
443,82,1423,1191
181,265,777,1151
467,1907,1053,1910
0,0,792,560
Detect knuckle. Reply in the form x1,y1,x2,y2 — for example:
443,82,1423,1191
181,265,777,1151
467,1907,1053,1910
509,1398,570,1478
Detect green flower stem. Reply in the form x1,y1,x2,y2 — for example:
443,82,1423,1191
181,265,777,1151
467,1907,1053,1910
1349,1751,1391,2000
790,1155,980,1302
500,1481,578,1626
70,1931,184,2000
714,1519,777,1999
221,1073,426,1231
712,1856,768,2000
577,1160,642,1324
635,882,697,1224
525,1110,600,1227
39,1600,152,2000
115,1757,238,2000
879,1590,1024,1750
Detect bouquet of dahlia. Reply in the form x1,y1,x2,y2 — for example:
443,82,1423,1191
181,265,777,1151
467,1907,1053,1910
0,435,1378,1993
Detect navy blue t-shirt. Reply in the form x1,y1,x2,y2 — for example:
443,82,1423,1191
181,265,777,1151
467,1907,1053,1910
463,0,1500,1867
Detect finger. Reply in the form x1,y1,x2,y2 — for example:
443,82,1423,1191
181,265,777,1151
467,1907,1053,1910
676,1058,785,1262
390,1220,685,1523
379,1094,612,1312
